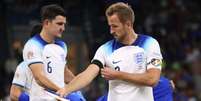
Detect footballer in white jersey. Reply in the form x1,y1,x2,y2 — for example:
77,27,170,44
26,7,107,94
43,44,86,101
93,35,162,101
23,34,67,101
56,3,162,101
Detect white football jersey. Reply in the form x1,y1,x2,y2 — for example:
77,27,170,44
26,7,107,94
23,34,67,101
93,34,163,101
42,44,67,88
12,62,32,92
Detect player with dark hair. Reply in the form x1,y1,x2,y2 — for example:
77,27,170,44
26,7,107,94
22,4,85,100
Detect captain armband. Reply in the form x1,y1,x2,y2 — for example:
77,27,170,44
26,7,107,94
147,58,162,67
91,59,103,69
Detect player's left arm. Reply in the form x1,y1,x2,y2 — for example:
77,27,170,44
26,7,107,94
102,67,161,87
64,65,75,84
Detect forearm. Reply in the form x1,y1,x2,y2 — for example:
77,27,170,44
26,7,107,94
117,68,161,87
30,63,60,91
64,67,75,84
10,95,18,101
65,64,99,93
36,74,60,91
10,85,22,101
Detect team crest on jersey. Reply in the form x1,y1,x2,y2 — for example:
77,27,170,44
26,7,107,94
134,52,144,65
27,51,34,59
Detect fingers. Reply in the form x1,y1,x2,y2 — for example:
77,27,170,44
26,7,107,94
101,69,108,77
101,68,113,80
101,68,112,76
104,76,112,80
101,68,109,74
56,89,66,97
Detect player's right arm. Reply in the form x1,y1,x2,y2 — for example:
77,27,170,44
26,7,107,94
57,45,106,97
57,64,100,97
29,63,60,91
23,42,60,91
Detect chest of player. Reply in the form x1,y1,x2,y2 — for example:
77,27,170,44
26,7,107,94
105,46,147,73
42,48,67,74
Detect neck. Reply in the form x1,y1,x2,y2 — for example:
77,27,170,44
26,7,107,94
120,30,137,45
40,29,54,43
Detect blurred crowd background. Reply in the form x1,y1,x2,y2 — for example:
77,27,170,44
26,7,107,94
0,0,200,101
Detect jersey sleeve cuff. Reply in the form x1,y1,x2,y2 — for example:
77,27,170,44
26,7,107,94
28,61,43,67
12,83,25,88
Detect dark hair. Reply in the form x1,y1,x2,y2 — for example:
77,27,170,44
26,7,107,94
41,4,66,22
30,24,42,37
106,2,135,24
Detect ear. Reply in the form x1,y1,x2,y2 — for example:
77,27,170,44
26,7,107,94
43,19,49,26
125,21,132,28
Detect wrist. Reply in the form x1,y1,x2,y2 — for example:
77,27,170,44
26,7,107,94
18,92,29,101
64,85,72,95
115,71,123,80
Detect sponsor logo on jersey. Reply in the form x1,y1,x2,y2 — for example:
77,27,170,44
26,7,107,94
112,60,122,64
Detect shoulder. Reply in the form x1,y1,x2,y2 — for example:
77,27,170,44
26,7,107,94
138,34,158,44
15,62,27,73
24,36,42,49
23,36,44,59
55,39,67,51
136,34,160,50
99,40,114,49
17,62,26,68
143,35,158,43
97,40,114,53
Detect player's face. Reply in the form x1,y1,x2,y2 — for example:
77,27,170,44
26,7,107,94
107,14,128,41
47,15,66,38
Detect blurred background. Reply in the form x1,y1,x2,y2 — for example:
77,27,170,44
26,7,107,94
0,0,200,101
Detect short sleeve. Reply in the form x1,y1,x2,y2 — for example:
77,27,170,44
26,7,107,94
12,62,27,87
92,45,106,67
23,41,43,67
146,39,163,70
